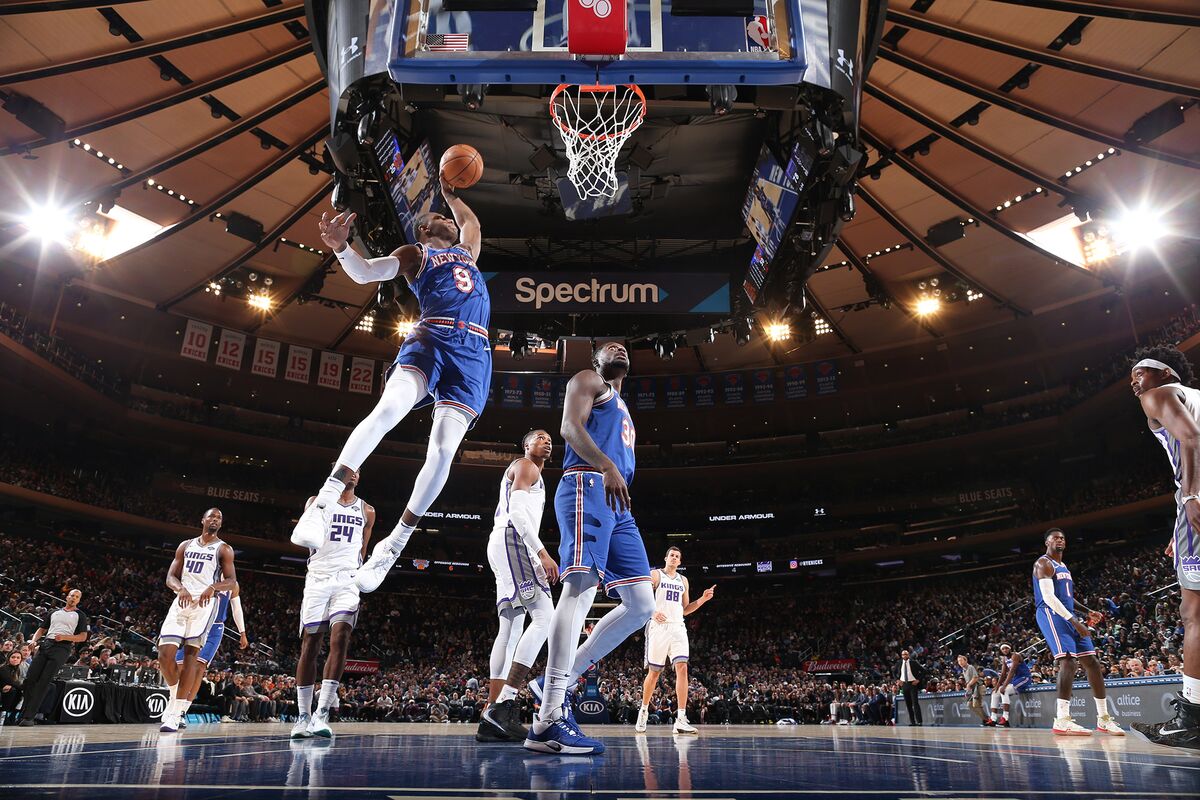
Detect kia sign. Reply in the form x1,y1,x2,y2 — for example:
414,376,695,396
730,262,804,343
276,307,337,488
146,692,168,720
62,686,95,718
485,272,730,314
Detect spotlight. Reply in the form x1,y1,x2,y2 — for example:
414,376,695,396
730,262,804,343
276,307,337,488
1112,206,1168,250
20,203,74,245
396,319,416,337
247,292,273,312
706,84,736,116
457,84,487,111
357,108,381,146
765,321,791,341
653,335,677,360
915,297,941,316
733,317,753,346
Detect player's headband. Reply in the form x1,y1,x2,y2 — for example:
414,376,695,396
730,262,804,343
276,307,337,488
1133,358,1179,380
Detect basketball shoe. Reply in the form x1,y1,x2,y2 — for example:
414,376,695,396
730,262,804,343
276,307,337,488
291,712,314,739
291,502,332,549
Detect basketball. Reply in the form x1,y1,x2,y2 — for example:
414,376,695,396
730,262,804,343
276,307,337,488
440,144,483,189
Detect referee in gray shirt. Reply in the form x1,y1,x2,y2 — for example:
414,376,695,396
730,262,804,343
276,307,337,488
18,588,89,726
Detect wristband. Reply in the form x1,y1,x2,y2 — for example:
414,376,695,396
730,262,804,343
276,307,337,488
1183,494,1199,505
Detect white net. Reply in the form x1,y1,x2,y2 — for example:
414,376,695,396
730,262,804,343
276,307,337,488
550,84,646,199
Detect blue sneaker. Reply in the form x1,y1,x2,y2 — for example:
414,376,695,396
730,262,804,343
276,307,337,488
524,717,605,755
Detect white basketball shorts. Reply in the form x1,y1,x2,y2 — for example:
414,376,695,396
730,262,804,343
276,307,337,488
158,596,221,648
645,620,689,668
299,570,360,636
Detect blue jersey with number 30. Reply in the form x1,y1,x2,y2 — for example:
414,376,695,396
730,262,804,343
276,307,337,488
410,244,489,329
562,384,636,485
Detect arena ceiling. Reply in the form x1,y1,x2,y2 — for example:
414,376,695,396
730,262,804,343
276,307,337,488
1,0,1197,375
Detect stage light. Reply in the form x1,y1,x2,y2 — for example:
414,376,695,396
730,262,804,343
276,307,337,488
397,319,416,337
355,313,375,333
813,316,832,336
653,335,677,360
247,292,273,311
706,84,736,116
21,203,74,245
1113,206,1168,250
765,322,791,341
967,289,984,302
915,297,941,316
510,331,532,359
733,317,753,346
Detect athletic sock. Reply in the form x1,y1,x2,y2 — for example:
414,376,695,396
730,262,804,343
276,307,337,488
1183,675,1200,704
317,680,339,712
170,699,188,717
497,685,518,704
168,682,179,705
1094,697,1109,717
641,704,649,711
179,699,192,717
297,685,314,715
316,476,346,507
1056,699,1070,719
382,521,417,556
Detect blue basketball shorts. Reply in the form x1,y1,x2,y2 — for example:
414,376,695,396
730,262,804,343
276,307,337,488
1036,608,1095,659
176,622,223,665
386,319,492,428
554,469,651,598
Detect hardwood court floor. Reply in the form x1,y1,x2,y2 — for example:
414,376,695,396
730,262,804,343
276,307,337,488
1,722,1197,798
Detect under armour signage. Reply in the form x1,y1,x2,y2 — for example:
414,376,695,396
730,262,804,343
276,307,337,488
485,272,730,314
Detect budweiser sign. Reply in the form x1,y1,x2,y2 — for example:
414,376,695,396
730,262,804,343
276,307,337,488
342,658,380,675
802,659,856,673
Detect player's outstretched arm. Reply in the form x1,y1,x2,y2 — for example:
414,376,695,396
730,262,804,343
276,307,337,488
1141,386,1200,534
322,211,422,284
166,540,192,606
439,176,480,257
509,458,558,583
681,577,715,616
198,544,239,606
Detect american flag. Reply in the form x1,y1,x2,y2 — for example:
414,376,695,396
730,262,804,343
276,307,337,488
426,33,469,52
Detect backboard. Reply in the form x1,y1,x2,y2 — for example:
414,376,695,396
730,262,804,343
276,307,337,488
388,0,806,85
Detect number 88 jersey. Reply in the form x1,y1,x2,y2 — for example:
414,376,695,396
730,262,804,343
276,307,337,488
307,498,366,576
409,244,490,331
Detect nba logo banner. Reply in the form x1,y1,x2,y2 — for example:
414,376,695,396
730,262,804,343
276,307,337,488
180,319,212,362
634,377,657,411
318,351,344,390
693,374,715,408
784,364,807,399
815,361,839,395
752,368,775,403
284,345,312,384
348,357,374,395
214,329,246,371
500,374,525,408
665,375,688,409
567,0,626,55
721,372,745,405
531,377,554,409
251,338,280,378
745,15,772,52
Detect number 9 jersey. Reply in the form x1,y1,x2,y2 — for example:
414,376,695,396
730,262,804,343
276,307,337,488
387,243,492,428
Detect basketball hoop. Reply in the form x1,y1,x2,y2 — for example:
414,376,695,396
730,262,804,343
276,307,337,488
550,83,646,199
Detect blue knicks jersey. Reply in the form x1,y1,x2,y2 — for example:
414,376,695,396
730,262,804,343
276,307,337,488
212,591,231,625
562,384,636,485
1006,656,1031,682
409,244,489,329
1033,558,1076,615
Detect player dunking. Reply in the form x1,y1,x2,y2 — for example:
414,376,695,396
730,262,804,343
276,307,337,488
1129,346,1200,748
172,583,247,729
1033,528,1124,736
292,468,375,740
524,341,656,756
292,172,488,595
635,546,715,734
157,508,238,733
476,430,560,743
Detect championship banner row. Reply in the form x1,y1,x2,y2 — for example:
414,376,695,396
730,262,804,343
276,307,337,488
179,319,841,403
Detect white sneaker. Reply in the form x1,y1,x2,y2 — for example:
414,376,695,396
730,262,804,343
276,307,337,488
1096,714,1125,736
1052,717,1092,736
354,541,402,593
673,712,697,734
220,715,234,723
635,707,648,733
178,716,188,729
159,714,180,734
291,502,332,549
291,713,314,739
308,708,333,739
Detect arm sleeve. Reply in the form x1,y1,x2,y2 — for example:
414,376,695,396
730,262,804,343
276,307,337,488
334,245,400,285
1038,578,1074,620
508,490,546,556
230,596,246,634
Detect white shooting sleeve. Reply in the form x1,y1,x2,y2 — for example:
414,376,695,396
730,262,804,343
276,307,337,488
334,245,400,285
230,595,246,634
1038,578,1074,620
508,489,546,556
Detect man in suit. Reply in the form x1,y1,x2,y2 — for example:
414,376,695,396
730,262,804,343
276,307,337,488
898,649,924,726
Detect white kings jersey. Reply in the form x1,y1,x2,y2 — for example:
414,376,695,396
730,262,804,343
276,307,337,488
181,537,224,597
654,570,686,625
490,463,545,543
307,497,367,575
1151,384,1200,490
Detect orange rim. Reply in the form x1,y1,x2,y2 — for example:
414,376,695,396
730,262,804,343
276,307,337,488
549,83,646,142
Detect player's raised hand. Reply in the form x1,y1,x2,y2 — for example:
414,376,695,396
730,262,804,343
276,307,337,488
539,549,560,585
702,585,716,601
602,465,631,513
318,210,356,251
439,173,456,198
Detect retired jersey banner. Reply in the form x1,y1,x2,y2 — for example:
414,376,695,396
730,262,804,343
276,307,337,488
815,361,839,395
284,345,312,384
803,659,856,673
693,374,715,408
751,368,775,403
499,374,525,408
553,376,571,407
348,357,375,394
784,364,807,399
485,272,730,314
317,351,344,390
633,377,657,411
664,375,688,409
214,329,246,371
721,372,745,405
180,320,212,362
531,376,555,409
251,338,280,378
